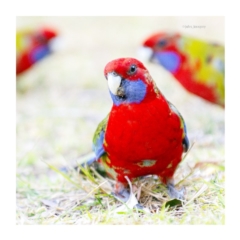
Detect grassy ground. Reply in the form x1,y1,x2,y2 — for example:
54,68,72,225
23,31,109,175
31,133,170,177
16,16,224,224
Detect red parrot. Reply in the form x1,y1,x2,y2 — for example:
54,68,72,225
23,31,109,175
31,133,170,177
16,27,59,75
139,32,225,107
91,58,189,201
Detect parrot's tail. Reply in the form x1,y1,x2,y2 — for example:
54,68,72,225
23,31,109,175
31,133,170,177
59,152,107,177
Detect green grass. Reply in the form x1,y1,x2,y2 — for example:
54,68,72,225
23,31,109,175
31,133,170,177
16,158,224,224
16,16,224,225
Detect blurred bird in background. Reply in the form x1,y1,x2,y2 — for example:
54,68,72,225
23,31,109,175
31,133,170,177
16,26,60,76
138,32,225,108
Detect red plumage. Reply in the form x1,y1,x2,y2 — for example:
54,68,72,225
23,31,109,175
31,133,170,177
173,66,217,105
104,96,183,185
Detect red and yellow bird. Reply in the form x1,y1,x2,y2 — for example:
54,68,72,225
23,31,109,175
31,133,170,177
90,58,189,201
139,32,225,107
16,27,59,75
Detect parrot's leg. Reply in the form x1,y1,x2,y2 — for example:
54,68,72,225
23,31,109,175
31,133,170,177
167,181,185,200
112,180,146,211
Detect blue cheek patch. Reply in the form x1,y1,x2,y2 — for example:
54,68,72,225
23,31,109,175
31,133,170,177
110,79,147,106
155,52,180,73
30,46,51,63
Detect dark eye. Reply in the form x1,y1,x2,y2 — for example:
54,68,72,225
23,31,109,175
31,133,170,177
158,39,167,47
128,64,137,75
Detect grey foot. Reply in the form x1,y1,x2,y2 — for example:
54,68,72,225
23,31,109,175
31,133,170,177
167,183,185,200
112,190,146,211
111,188,130,203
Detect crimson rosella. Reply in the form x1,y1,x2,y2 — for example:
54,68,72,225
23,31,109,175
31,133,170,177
139,32,225,107
90,58,189,202
16,27,59,75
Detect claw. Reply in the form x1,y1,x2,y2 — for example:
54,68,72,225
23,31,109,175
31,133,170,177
167,182,185,200
111,177,145,213
135,203,147,211
111,187,149,213
111,188,130,203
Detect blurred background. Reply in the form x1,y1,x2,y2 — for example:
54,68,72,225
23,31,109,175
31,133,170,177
16,17,224,223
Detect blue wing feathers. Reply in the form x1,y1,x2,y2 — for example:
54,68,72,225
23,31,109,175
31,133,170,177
93,130,106,160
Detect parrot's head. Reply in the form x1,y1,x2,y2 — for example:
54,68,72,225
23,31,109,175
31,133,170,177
104,58,160,106
33,28,57,44
138,32,183,73
32,27,63,52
